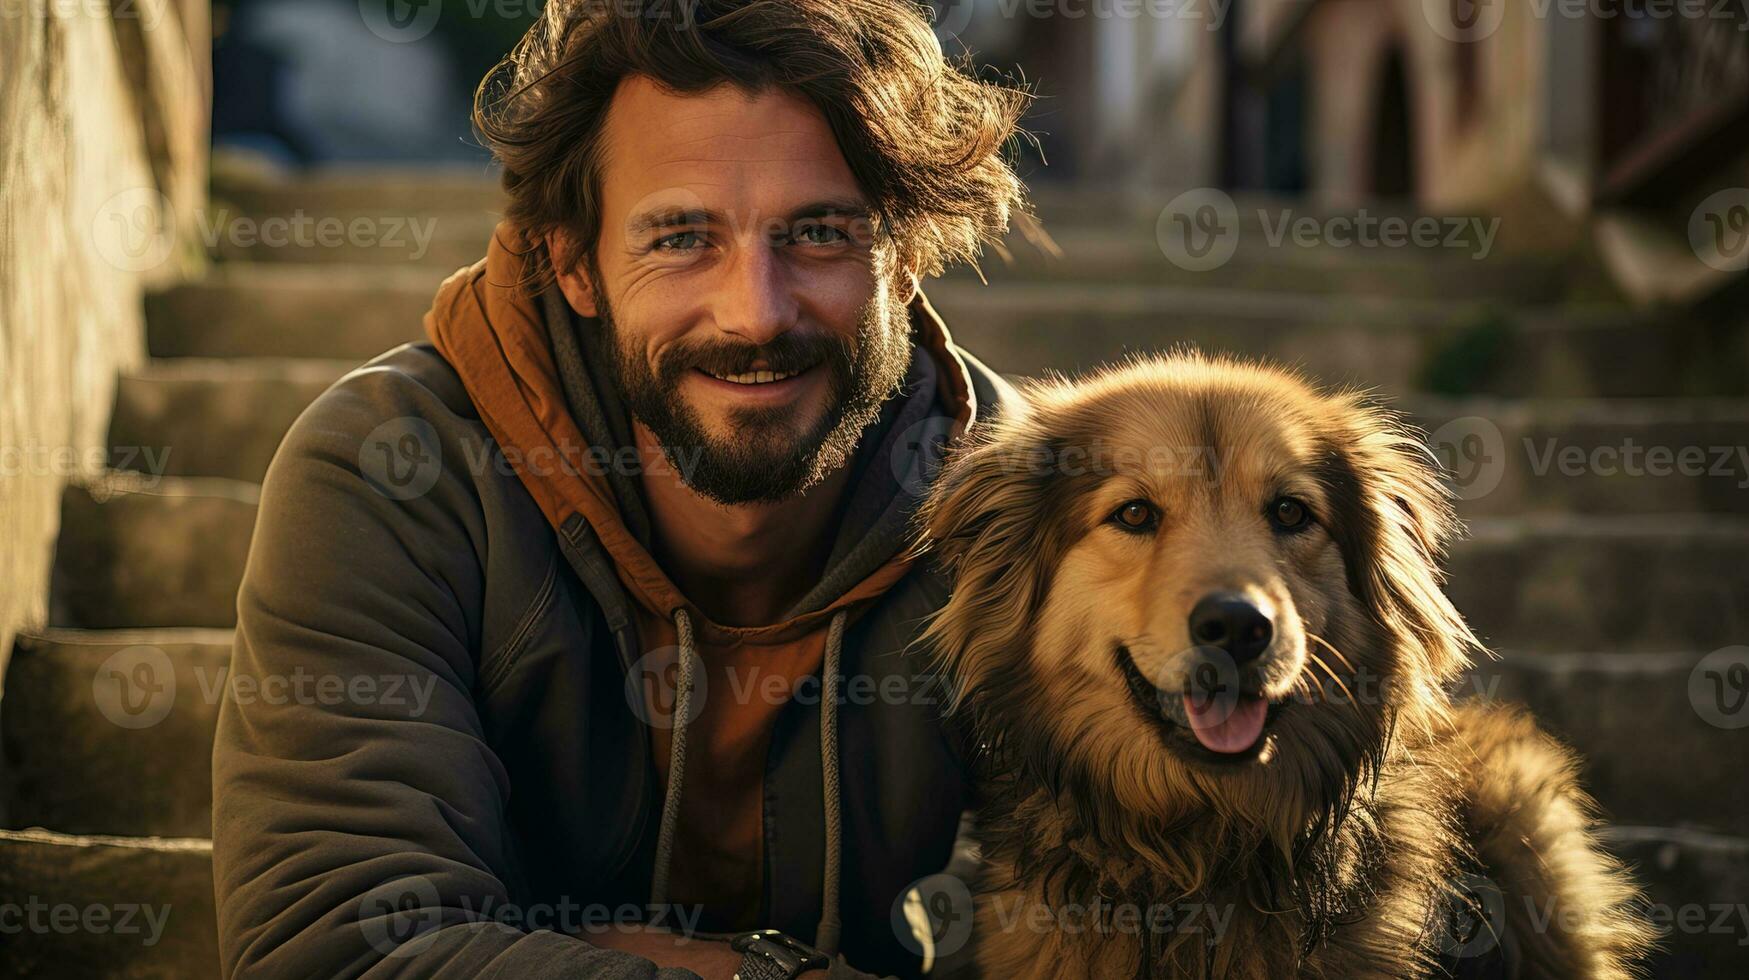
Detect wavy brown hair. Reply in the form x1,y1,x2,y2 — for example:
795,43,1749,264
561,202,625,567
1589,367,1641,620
473,0,1033,283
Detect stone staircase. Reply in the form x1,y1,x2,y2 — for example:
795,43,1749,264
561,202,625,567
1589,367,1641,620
4,174,1747,977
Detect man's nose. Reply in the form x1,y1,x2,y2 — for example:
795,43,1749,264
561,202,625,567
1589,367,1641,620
710,242,799,346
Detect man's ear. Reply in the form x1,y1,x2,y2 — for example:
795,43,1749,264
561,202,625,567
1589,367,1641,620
547,230,600,318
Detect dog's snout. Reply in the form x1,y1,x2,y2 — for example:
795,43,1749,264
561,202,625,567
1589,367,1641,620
1188,593,1273,662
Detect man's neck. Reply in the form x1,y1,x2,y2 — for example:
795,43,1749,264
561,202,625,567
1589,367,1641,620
635,421,854,628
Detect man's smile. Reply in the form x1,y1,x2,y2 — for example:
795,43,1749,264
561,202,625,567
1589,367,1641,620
688,363,824,407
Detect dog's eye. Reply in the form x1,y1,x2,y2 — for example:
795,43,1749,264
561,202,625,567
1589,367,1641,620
1108,499,1158,533
1269,496,1312,532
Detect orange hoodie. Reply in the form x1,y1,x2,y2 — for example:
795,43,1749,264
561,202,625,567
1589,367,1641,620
423,223,982,934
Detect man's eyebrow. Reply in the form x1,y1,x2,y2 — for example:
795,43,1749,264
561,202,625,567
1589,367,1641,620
624,199,875,236
787,199,874,222
624,207,721,236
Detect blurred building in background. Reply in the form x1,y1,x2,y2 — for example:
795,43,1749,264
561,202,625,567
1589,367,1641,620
203,0,1749,304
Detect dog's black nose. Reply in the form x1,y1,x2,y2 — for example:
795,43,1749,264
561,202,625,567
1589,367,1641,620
1188,593,1273,662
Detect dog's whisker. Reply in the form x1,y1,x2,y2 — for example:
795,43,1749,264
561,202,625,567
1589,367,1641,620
1304,649,1359,713
1307,633,1357,674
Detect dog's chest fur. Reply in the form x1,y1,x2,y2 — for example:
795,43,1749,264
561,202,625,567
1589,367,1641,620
969,758,1465,980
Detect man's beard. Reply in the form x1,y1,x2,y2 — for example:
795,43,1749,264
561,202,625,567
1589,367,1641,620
590,272,914,505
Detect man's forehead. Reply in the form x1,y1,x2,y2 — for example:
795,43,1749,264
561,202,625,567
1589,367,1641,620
600,76,865,213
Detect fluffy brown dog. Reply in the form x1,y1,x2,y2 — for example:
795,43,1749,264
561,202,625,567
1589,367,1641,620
912,352,1654,979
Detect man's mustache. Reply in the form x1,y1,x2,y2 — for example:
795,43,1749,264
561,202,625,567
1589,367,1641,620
662,333,854,379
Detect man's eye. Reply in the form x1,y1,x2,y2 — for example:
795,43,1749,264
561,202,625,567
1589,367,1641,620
792,223,849,246
654,231,704,251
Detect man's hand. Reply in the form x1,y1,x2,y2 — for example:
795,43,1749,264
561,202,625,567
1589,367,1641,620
587,927,832,979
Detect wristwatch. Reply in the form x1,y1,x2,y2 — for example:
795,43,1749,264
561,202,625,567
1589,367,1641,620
729,929,830,980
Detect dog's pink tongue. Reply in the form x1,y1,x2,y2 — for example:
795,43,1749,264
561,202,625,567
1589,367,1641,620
1182,693,1268,753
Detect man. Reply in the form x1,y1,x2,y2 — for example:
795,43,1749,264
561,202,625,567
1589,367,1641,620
210,1,1030,977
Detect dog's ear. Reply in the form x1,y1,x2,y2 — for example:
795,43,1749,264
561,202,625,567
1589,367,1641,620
1318,398,1480,687
908,410,1064,711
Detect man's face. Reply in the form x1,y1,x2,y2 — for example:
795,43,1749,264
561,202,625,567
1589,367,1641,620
558,76,915,505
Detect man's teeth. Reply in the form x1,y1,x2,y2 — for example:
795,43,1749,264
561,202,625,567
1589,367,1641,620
708,369,798,385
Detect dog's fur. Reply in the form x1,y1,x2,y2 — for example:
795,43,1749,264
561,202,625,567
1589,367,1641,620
912,353,1655,979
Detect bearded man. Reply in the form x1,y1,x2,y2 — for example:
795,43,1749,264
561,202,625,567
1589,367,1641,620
210,2,1029,978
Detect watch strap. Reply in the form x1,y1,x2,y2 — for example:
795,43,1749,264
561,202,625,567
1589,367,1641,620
730,929,829,980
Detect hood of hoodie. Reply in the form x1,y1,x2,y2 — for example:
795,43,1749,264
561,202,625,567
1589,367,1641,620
422,222,985,646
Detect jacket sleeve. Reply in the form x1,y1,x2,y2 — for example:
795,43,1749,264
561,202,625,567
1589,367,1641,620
210,365,693,979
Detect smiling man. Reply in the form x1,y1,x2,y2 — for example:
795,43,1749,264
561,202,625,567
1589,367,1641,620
210,2,1028,978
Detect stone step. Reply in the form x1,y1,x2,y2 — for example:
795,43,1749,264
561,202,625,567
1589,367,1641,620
52,468,1749,649
3,629,232,839
104,352,1749,517
1469,651,1749,836
1603,827,1749,979
959,225,1572,300
1451,515,1749,653
207,173,1475,228
200,172,1479,253
1407,399,1749,518
0,828,216,979
0,824,1726,979
202,172,1414,237
48,475,258,631
146,266,1699,397
211,166,505,216
108,357,356,484
200,202,1571,305
933,284,1699,398
145,264,443,359
5,620,1743,878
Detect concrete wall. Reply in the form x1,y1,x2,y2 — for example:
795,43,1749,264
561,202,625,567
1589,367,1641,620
0,0,208,674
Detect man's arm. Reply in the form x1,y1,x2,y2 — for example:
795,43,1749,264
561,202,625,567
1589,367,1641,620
209,370,693,978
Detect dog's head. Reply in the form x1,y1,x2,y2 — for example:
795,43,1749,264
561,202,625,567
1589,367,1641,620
915,352,1477,831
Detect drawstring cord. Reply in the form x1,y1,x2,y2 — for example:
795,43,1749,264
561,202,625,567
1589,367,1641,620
815,607,846,954
645,606,849,957
648,607,696,911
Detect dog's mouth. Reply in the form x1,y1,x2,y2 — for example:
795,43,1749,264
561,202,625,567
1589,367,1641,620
1116,645,1282,765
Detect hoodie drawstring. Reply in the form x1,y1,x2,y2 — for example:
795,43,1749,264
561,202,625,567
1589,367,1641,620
815,607,846,954
648,606,696,912
646,606,849,957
